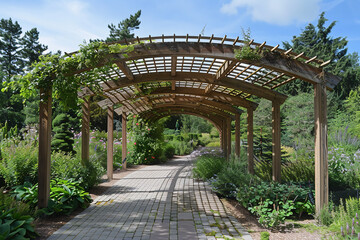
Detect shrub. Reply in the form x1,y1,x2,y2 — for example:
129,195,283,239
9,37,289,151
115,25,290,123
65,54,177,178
51,151,105,190
175,135,184,141
165,134,174,141
0,188,38,239
11,179,92,215
164,144,175,159
51,113,75,154
170,140,192,155
254,158,314,183
317,204,333,226
127,118,166,165
260,231,270,240
210,154,255,198
193,154,225,180
206,141,220,147
0,137,38,188
236,181,314,227
249,199,295,228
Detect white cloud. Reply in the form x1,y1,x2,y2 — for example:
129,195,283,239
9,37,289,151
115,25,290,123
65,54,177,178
62,0,88,15
220,0,321,25
0,0,105,52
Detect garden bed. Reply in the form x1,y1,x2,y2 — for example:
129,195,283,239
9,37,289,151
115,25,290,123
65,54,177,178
222,198,325,240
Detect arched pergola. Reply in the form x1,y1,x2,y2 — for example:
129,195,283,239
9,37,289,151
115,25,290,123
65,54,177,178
38,35,341,214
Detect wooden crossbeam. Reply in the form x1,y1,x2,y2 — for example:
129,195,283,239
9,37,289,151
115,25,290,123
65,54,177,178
215,60,237,80
171,56,177,77
204,84,215,94
147,96,242,114
116,62,134,80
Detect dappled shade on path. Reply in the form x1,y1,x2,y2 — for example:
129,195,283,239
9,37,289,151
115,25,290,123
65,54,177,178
48,154,251,240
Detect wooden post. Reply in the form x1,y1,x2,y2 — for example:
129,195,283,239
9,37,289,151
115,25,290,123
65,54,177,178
247,108,254,174
223,120,228,157
107,106,114,180
272,101,281,182
122,112,127,170
219,129,223,150
38,89,52,208
227,117,231,160
81,98,90,165
314,81,328,213
235,113,241,157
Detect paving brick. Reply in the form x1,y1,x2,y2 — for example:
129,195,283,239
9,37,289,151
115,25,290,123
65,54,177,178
47,154,252,240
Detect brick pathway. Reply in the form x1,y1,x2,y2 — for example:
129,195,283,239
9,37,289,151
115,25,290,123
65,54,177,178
48,154,252,240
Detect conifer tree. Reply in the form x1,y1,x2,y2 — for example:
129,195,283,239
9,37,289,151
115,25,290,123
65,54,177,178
106,10,141,42
21,28,48,67
51,113,75,154
0,18,23,80
281,12,360,99
0,18,47,129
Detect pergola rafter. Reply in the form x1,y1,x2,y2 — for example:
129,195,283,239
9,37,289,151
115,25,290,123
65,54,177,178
38,35,342,214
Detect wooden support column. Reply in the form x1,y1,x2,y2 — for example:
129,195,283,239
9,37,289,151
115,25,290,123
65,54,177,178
107,106,114,180
227,117,232,160
247,108,254,174
235,113,241,157
122,112,127,170
81,98,90,165
219,129,223,150
314,81,328,213
38,89,52,208
223,120,228,157
272,101,281,182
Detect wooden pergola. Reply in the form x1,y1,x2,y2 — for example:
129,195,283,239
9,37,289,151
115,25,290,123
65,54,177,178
38,35,341,214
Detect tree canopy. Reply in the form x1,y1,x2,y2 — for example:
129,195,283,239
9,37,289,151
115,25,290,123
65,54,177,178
281,12,360,99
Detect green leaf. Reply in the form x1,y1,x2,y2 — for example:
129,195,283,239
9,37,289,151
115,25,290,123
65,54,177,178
0,223,10,238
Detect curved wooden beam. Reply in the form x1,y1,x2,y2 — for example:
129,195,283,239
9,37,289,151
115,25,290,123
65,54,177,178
99,86,257,110
93,42,339,89
87,72,285,103
141,105,230,120
125,103,233,120
113,95,242,116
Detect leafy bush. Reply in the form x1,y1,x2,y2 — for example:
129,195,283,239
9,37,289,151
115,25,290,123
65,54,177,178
236,181,314,228
0,188,38,239
210,154,255,198
0,137,38,188
51,151,105,190
169,140,192,155
11,179,92,215
206,141,220,147
127,118,166,165
249,199,295,228
164,144,175,159
260,231,270,240
193,154,225,180
317,204,333,226
254,158,314,183
328,145,360,189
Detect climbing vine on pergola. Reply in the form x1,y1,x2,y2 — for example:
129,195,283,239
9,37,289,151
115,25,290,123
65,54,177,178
16,34,341,214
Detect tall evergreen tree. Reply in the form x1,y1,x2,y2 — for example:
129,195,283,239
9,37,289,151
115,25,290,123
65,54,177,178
0,18,23,80
106,10,141,42
0,18,48,129
0,18,24,129
281,12,360,99
21,28,48,67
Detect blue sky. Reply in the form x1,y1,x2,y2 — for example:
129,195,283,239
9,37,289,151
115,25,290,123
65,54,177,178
0,0,359,57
